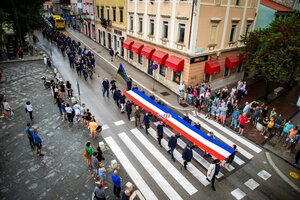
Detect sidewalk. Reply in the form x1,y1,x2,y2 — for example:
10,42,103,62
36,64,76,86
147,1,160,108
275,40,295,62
67,29,300,166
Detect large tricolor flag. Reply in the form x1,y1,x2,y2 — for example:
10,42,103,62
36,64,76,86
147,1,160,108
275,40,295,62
124,89,234,160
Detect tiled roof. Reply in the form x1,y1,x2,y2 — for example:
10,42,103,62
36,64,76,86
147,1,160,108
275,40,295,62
260,0,294,12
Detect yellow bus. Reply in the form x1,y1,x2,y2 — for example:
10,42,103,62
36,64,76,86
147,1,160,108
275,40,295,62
51,15,65,30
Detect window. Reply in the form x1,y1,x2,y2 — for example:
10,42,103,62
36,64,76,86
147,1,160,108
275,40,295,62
120,9,124,23
138,55,143,64
96,6,99,18
209,23,218,44
106,8,110,20
162,21,168,39
224,68,229,77
235,0,240,6
149,19,155,35
100,7,104,19
139,17,143,33
245,23,251,36
229,24,237,42
113,8,116,22
178,23,185,43
129,51,133,60
130,16,133,31
147,60,153,75
159,65,166,77
173,72,181,84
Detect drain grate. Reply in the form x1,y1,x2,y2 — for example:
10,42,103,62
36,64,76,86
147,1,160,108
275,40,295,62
160,92,170,96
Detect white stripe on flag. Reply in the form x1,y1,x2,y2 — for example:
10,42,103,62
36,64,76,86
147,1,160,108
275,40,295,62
148,127,210,186
131,128,198,195
127,90,231,159
104,136,158,200
118,132,183,200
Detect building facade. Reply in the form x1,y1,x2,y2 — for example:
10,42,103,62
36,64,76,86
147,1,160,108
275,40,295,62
82,0,96,40
124,0,259,93
95,0,127,57
255,0,293,29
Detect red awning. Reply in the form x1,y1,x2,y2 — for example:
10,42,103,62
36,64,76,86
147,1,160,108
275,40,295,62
131,42,144,54
165,56,184,72
225,56,239,69
205,61,221,75
123,39,134,50
151,50,168,65
140,46,155,59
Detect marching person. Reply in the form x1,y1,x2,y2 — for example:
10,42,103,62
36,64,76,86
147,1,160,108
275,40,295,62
143,112,150,134
102,78,110,98
206,159,221,191
157,121,164,147
182,144,195,170
25,101,34,120
125,100,133,121
134,106,141,127
224,144,238,167
168,133,180,161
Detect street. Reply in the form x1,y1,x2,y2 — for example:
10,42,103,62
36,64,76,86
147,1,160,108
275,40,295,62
0,30,299,200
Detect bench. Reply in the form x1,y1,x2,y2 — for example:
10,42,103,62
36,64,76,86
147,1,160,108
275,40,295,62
274,87,284,96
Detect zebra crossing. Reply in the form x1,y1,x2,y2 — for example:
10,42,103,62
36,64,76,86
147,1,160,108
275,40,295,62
102,116,264,199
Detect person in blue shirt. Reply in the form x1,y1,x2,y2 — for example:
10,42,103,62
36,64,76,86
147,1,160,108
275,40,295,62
230,109,240,130
25,123,34,149
31,129,44,156
111,169,121,198
168,134,180,161
143,112,150,134
278,120,294,143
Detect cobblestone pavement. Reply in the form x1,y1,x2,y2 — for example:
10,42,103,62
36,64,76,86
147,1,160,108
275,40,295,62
0,61,130,199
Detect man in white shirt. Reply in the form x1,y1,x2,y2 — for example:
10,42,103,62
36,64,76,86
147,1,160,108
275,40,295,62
65,103,74,123
25,101,34,120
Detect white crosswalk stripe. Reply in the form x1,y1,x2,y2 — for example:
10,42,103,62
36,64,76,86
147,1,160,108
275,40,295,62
148,127,210,186
104,136,158,200
130,128,198,195
114,120,125,126
189,114,252,160
118,132,184,200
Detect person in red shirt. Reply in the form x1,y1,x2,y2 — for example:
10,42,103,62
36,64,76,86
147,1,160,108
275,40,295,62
238,113,250,135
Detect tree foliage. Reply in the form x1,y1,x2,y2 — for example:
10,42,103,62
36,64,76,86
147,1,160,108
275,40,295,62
241,12,300,85
0,0,46,44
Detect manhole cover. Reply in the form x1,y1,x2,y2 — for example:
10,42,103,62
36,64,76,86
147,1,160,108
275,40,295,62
161,92,170,96
290,172,299,179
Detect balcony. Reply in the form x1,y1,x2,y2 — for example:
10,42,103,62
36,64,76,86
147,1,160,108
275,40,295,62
100,18,112,29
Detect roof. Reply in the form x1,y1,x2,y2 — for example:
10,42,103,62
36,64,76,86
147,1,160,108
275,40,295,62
260,0,294,12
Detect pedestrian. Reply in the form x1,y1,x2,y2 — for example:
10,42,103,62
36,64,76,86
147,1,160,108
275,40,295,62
219,104,227,126
3,99,11,120
125,100,133,120
59,81,66,99
294,149,300,166
182,144,195,170
18,47,24,59
109,48,114,61
238,113,250,135
83,141,93,169
65,103,74,123
225,144,238,167
230,108,240,130
47,58,52,69
66,81,73,98
182,112,192,124
73,101,81,121
25,123,34,149
96,146,104,162
278,120,293,143
194,121,201,130
121,189,131,200
206,159,221,191
31,129,44,156
92,152,99,179
168,133,180,161
89,118,98,139
94,184,106,200
126,78,132,91
97,163,107,188
157,121,164,147
110,79,117,94
143,112,150,134
102,78,110,98
43,55,48,69
134,106,141,127
111,169,121,198
119,93,126,113
25,101,34,120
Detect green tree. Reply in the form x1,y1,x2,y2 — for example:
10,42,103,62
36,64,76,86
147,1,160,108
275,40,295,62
241,12,300,99
0,0,46,45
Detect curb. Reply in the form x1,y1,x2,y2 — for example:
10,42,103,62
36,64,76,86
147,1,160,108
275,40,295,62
265,152,300,193
0,57,44,64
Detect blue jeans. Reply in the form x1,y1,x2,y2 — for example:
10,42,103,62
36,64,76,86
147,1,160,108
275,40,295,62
230,118,238,129
168,147,175,160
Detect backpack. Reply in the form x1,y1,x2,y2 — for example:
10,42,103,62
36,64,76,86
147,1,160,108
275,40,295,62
83,149,89,158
